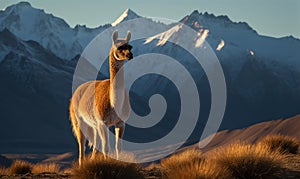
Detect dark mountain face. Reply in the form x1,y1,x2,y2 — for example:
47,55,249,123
0,30,76,153
220,56,300,130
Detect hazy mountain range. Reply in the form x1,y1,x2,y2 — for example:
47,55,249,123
0,2,300,154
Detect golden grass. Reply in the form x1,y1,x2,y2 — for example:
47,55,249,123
144,164,163,179
160,142,294,179
160,149,224,179
163,159,223,179
208,142,284,179
257,135,299,154
273,153,300,177
9,160,33,175
31,163,61,174
4,161,61,175
0,167,9,175
71,153,145,179
161,149,203,170
161,149,203,169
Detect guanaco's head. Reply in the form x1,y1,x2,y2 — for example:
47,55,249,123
112,30,133,61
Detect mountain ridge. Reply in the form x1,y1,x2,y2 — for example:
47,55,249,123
1,2,299,60
0,2,108,59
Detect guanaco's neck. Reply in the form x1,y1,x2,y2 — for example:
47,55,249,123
109,49,125,108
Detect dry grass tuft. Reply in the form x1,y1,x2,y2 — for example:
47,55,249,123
144,164,163,179
9,160,33,175
32,163,61,174
160,141,297,179
161,149,203,169
71,153,145,179
0,167,9,175
257,135,300,154
208,142,284,179
160,149,223,179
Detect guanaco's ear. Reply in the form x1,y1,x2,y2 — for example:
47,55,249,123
112,30,118,44
125,31,131,42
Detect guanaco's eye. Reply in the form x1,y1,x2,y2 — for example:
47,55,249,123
117,46,125,50
118,44,132,51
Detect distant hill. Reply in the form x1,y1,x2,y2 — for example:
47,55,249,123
195,115,300,152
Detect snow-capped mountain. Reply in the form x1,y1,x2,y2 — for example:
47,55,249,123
0,2,300,154
112,8,141,26
0,2,108,59
181,11,300,78
177,10,300,128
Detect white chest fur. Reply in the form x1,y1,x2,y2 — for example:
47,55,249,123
110,66,130,121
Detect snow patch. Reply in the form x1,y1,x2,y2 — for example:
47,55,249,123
195,29,209,48
112,9,129,26
111,9,140,27
145,24,183,46
216,39,225,51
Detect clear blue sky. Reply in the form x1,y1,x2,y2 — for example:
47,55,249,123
1,0,300,38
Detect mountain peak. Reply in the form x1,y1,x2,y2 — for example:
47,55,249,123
191,10,199,15
4,1,33,12
125,8,137,16
182,11,230,24
180,10,256,34
111,8,141,26
15,1,32,7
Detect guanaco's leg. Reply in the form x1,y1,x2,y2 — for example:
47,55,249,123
98,123,110,158
91,128,100,159
77,129,85,166
115,122,125,159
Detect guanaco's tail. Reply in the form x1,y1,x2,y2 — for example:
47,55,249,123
69,100,79,136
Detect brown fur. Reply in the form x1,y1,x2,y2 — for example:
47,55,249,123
69,30,132,165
